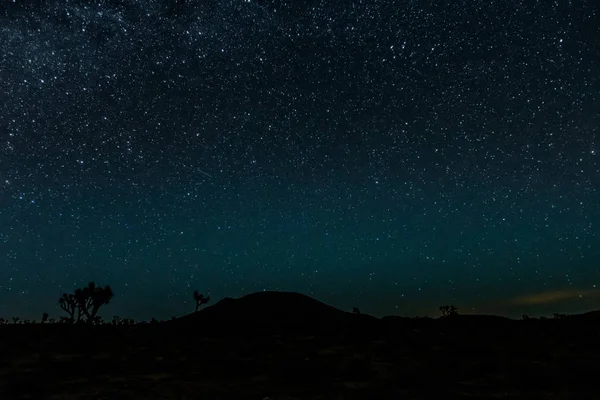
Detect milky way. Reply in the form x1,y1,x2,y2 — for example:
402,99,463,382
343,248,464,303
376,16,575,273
1,0,599,320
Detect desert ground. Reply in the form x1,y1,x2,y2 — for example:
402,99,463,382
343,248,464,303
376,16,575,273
1,293,599,399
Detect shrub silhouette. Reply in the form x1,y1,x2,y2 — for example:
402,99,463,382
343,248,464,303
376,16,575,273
41,313,49,324
193,290,210,312
59,282,114,324
439,305,459,318
111,316,136,326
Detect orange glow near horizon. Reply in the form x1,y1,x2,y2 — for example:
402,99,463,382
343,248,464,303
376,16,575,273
509,289,600,306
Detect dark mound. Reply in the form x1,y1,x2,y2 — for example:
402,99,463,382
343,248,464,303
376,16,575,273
564,310,600,323
170,291,381,336
379,314,515,331
449,314,516,329
454,314,514,322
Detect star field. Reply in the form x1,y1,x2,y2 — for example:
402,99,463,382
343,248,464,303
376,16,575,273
1,0,599,320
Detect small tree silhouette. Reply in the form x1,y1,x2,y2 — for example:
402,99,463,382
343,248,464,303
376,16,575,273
58,293,79,323
439,305,459,318
59,282,114,324
193,290,210,312
41,313,49,324
12,317,19,324
75,282,114,323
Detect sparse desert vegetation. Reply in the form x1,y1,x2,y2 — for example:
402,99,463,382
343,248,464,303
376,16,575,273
1,288,600,399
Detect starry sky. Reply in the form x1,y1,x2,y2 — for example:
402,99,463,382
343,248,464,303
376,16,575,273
1,0,599,321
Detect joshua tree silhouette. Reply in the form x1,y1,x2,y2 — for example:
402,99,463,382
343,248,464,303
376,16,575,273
439,305,459,318
59,282,114,323
77,282,114,323
58,293,79,323
193,290,210,312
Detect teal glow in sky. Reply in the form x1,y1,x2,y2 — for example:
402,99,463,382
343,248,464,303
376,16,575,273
1,0,599,321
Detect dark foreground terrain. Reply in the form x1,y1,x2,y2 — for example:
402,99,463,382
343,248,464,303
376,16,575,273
1,292,600,399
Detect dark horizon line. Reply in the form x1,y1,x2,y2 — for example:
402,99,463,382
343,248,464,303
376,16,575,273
2,289,597,322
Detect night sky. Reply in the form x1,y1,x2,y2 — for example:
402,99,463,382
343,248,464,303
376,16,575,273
1,0,599,321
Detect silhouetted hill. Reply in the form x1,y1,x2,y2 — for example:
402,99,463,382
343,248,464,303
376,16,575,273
453,314,514,323
447,314,516,331
379,314,515,332
564,310,600,322
169,291,381,336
